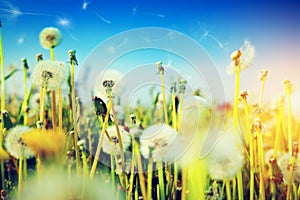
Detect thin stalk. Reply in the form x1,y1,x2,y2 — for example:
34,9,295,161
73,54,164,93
232,178,236,200
147,158,153,200
133,138,147,200
257,131,266,200
259,78,266,108
159,71,168,124
157,161,165,200
40,87,46,127
226,180,232,200
177,92,184,133
58,86,63,132
17,158,23,200
286,155,296,200
181,166,187,200
23,67,28,125
287,92,292,155
51,91,57,132
171,92,177,130
70,60,80,174
237,170,243,200
269,163,275,200
90,99,112,180
110,155,115,191
173,162,178,199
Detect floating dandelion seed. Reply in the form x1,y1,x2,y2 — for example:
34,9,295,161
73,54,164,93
39,27,62,49
206,133,244,180
227,40,255,74
140,124,180,162
81,1,111,24
4,125,34,159
57,17,70,27
82,1,90,10
102,125,131,155
31,60,69,91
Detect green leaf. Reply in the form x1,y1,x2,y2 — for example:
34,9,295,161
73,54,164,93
0,68,20,84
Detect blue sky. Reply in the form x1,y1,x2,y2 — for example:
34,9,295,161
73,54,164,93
1,0,300,110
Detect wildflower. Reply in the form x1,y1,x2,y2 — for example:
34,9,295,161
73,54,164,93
31,60,69,91
102,125,131,155
140,124,181,162
22,129,66,160
227,40,255,74
206,133,244,180
278,153,300,183
39,27,62,49
4,126,34,159
94,69,126,99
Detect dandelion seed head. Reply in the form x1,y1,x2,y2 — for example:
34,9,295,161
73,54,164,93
39,27,62,49
102,125,131,155
206,134,244,180
140,124,180,162
278,153,300,183
31,60,69,91
4,126,34,159
227,40,255,74
94,69,126,99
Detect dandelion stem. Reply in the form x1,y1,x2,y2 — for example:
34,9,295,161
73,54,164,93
70,59,80,174
58,86,63,132
259,78,266,108
287,91,292,155
40,87,46,126
17,157,23,200
127,136,136,199
172,92,177,130
51,91,57,132
177,92,184,134
110,155,115,191
23,66,28,125
159,71,169,124
147,158,153,200
181,166,187,200
257,131,266,200
90,99,112,180
225,180,232,200
158,161,165,200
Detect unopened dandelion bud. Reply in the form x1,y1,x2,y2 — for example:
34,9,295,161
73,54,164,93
170,82,177,93
260,69,268,81
68,49,78,65
36,53,43,62
156,61,165,74
36,120,43,129
130,114,136,124
21,58,29,69
178,79,187,94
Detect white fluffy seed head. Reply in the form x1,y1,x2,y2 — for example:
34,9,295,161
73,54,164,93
31,60,69,91
4,126,35,159
39,27,62,49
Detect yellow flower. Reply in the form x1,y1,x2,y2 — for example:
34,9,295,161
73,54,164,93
22,129,66,160
0,148,9,160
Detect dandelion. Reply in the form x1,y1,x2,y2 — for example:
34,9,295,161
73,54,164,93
21,129,66,161
94,69,126,99
140,124,180,162
4,126,34,159
206,133,244,180
36,53,43,62
102,125,131,155
39,27,62,49
278,153,300,183
227,40,255,74
31,60,69,91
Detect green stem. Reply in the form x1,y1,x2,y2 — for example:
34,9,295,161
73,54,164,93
110,155,115,191
70,60,80,174
158,161,165,200
172,92,177,130
226,180,232,200
237,170,243,200
177,93,184,134
147,158,153,200
90,99,112,180
17,158,23,200
181,166,187,200
159,71,168,124
23,67,28,125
